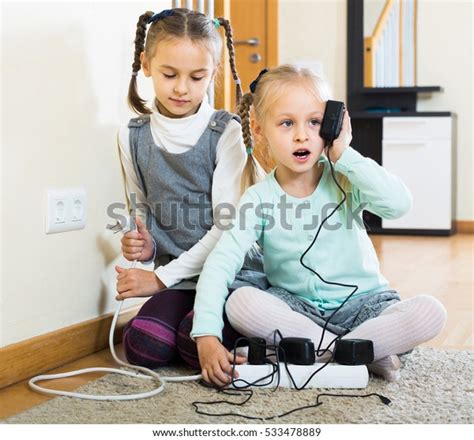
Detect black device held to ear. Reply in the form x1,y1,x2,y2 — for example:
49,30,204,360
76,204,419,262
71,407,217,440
320,100,345,143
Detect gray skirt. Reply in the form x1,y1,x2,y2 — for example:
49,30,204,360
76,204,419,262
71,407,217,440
264,286,401,335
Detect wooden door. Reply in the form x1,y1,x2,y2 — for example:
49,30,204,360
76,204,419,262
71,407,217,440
214,0,278,172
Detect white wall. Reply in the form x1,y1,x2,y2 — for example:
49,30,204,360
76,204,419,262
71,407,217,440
0,1,167,347
279,0,347,103
0,0,472,348
279,0,473,221
416,0,473,221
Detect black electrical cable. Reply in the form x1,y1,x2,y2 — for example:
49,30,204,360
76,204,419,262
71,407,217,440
273,143,361,391
229,337,280,389
192,386,391,421
299,142,360,359
192,329,391,420
230,360,279,389
191,140,392,418
193,393,391,421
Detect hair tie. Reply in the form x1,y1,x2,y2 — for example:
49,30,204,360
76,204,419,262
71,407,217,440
213,18,221,28
249,68,269,93
148,9,174,24
246,147,254,155
131,72,138,77
235,78,241,85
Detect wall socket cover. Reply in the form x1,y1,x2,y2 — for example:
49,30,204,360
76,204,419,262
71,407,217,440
46,188,87,234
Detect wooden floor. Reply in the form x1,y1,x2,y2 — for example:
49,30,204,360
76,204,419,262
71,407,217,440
0,233,472,421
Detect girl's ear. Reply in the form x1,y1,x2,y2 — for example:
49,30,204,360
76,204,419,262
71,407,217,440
140,52,151,77
251,117,265,144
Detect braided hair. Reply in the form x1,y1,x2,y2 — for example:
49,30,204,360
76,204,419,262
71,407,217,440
128,11,154,115
237,92,261,194
127,8,242,115
214,17,243,105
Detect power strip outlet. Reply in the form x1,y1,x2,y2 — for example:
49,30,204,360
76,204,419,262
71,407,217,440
231,363,369,389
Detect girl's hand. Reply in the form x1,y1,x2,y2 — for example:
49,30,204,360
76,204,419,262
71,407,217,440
196,336,247,387
115,266,165,300
325,109,352,163
121,216,154,262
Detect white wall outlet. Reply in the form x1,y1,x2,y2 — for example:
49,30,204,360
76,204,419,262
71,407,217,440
70,188,87,223
53,199,66,224
46,188,87,234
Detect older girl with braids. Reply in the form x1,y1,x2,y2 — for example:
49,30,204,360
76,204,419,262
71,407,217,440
116,8,267,371
191,65,447,387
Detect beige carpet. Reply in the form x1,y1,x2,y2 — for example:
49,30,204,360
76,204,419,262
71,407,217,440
4,348,473,424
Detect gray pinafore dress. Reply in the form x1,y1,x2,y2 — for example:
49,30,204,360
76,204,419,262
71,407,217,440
128,110,269,292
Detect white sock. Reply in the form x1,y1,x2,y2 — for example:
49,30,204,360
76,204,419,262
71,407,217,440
368,355,401,381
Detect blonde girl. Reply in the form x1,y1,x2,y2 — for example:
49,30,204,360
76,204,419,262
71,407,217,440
191,65,447,387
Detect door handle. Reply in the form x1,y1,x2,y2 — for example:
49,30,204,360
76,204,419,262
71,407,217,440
235,37,260,46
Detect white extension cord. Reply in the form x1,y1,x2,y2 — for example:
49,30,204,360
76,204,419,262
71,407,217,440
28,218,202,401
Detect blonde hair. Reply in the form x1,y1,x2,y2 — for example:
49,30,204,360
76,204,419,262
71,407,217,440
237,64,351,199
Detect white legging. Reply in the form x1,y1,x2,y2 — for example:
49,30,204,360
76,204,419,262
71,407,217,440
225,287,447,362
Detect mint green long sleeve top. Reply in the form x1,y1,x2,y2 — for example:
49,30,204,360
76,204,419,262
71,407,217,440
191,147,413,341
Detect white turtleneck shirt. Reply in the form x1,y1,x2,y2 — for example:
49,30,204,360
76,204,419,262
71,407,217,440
117,97,248,288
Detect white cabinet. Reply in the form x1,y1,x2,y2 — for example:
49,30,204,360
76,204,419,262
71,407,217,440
381,117,453,231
